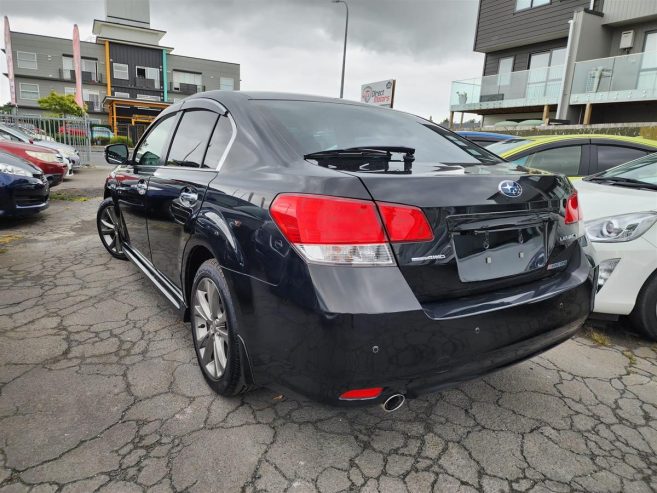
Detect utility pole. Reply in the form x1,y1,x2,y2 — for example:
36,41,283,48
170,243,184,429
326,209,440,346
332,0,349,98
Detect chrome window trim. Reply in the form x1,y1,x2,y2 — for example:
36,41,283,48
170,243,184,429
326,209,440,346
216,113,237,172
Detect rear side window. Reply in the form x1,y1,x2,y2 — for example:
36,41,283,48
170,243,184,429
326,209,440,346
512,145,582,176
166,110,218,168
203,116,233,168
596,145,649,172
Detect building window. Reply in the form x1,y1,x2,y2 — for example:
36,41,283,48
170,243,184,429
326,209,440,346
526,48,565,98
515,0,550,11
114,91,130,98
136,94,161,101
19,82,40,100
64,87,76,96
17,51,38,70
136,66,160,89
82,59,98,82
498,57,514,86
84,89,101,111
220,77,234,91
172,71,202,91
113,63,129,80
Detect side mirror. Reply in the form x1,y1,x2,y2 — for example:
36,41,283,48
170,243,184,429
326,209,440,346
105,143,129,164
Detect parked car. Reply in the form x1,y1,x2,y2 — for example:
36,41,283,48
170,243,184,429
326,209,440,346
575,153,657,340
91,126,114,141
0,123,80,171
456,131,516,147
58,125,87,138
0,149,49,217
488,135,657,179
97,91,595,408
0,141,67,186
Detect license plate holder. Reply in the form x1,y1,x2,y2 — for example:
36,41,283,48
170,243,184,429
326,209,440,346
452,225,547,282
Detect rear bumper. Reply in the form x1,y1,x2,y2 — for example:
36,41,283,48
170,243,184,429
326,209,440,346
230,246,595,406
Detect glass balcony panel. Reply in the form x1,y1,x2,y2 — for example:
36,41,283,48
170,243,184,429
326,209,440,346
570,51,657,105
450,66,562,111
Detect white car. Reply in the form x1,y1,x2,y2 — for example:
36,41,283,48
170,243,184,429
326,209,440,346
0,124,81,170
575,153,657,340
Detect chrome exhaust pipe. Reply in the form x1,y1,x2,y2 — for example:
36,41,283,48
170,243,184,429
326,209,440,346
382,393,405,412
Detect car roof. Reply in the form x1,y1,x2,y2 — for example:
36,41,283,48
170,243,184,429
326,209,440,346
499,134,657,156
186,90,395,108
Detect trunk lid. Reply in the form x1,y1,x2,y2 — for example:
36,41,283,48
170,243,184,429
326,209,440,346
345,166,579,302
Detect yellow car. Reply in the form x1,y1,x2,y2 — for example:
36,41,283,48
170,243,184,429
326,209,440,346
487,135,657,179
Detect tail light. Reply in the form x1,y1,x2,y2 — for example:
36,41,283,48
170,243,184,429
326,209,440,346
565,192,581,224
270,193,433,265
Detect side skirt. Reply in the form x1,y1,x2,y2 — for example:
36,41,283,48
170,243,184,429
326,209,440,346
123,245,185,310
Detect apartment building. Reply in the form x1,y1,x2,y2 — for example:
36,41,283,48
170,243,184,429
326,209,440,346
3,0,240,139
450,0,657,127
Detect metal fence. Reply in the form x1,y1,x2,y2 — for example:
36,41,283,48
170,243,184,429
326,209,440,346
0,114,93,164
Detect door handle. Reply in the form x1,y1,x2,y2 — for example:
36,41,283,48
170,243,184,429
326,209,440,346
180,189,198,206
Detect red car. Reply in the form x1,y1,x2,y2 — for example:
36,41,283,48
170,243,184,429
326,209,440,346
0,141,67,186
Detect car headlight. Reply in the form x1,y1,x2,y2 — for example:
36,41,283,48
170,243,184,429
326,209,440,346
585,212,657,243
0,163,32,177
26,151,59,163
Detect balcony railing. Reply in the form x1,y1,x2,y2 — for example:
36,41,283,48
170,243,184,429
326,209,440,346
450,66,564,112
59,68,102,84
570,51,657,105
170,82,205,95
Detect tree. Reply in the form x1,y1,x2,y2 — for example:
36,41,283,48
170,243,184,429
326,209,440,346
38,92,86,117
0,102,16,115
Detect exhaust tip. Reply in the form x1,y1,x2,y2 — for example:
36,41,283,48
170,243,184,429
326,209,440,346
382,393,405,412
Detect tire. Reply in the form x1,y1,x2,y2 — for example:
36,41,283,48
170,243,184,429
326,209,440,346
96,197,127,260
190,259,245,396
630,273,657,341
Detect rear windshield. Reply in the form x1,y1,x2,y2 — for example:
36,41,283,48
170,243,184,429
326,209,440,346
487,139,533,155
255,100,505,170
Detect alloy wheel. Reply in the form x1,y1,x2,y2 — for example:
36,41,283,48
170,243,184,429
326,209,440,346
193,278,229,379
99,206,122,255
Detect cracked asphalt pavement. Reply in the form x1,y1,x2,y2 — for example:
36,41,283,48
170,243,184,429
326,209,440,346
1,168,657,493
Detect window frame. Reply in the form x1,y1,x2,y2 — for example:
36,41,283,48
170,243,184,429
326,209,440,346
16,51,38,70
219,77,235,91
172,70,202,91
590,143,653,175
510,140,589,176
114,91,130,98
113,62,129,80
19,82,40,101
515,0,550,12
163,109,220,169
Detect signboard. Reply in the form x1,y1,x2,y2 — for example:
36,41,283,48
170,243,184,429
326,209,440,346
361,79,396,108
4,16,16,105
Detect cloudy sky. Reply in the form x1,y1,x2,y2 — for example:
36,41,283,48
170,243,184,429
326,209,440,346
1,0,483,120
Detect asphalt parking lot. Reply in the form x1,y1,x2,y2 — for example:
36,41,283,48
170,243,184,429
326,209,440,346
1,168,656,493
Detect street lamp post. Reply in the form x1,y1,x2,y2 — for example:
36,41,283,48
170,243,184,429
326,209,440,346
332,0,349,98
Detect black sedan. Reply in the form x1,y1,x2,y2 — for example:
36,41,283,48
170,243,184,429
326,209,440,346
98,92,595,409
0,150,49,217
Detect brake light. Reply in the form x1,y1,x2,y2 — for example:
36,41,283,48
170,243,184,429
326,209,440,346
270,194,394,265
270,194,434,265
565,192,581,224
339,387,383,400
378,203,434,242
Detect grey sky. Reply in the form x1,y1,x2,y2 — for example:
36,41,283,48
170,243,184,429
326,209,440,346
1,0,483,119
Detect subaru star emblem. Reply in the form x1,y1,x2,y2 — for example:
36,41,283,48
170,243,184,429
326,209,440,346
498,180,522,198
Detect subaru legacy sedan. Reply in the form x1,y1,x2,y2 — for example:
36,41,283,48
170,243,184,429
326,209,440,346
98,92,595,409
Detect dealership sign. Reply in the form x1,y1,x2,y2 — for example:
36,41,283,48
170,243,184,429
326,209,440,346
361,79,396,108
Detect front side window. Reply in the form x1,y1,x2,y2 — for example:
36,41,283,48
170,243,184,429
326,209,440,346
598,152,657,185
19,83,40,101
17,51,37,69
134,116,177,167
513,145,582,176
596,145,649,172
113,63,129,80
256,100,504,172
166,110,218,168
516,0,550,11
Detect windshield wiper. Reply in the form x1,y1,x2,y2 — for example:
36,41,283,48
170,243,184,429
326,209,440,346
587,176,657,191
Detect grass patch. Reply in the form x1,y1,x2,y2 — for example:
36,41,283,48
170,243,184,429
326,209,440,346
623,350,637,366
585,328,610,347
0,247,7,254
50,192,89,202
0,234,23,245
